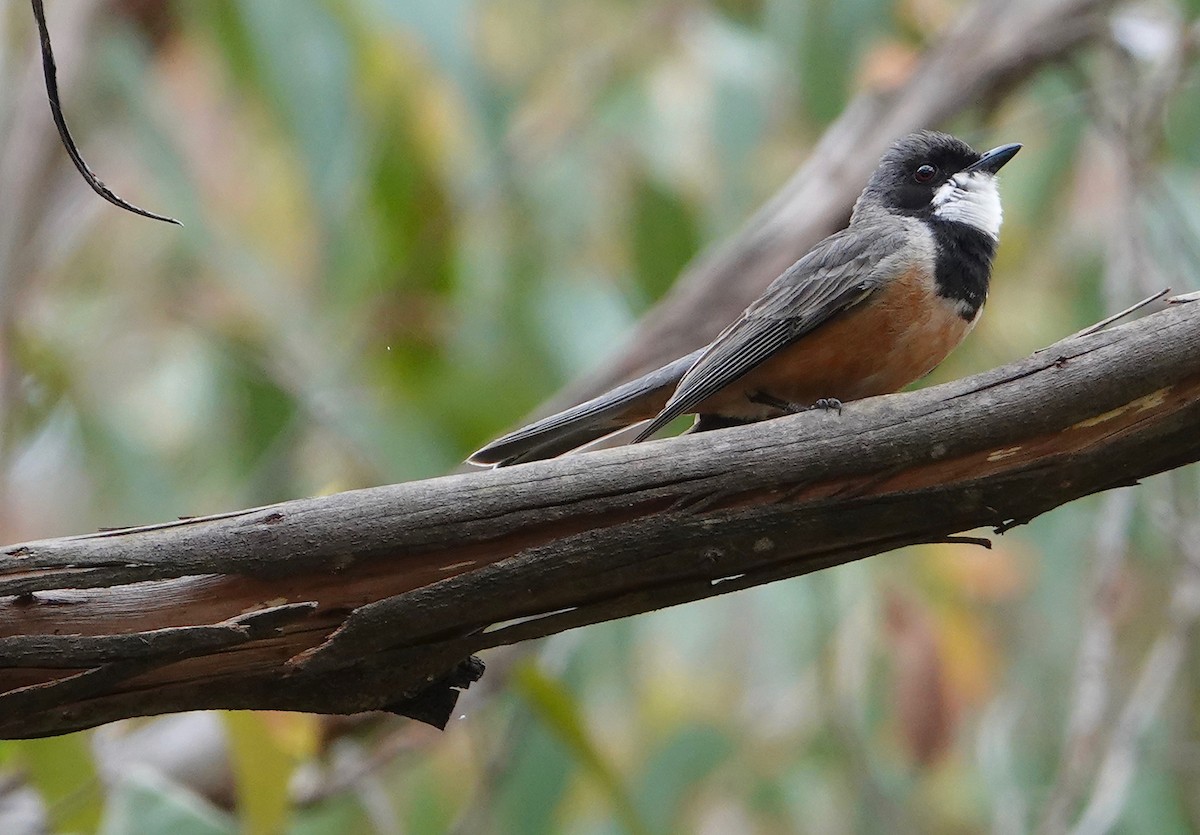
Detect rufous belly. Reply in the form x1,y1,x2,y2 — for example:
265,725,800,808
696,265,979,419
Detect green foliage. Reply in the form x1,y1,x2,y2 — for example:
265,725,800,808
631,178,701,301
495,706,576,835
633,724,734,833
99,771,236,835
11,735,103,833
288,794,372,835
514,662,651,835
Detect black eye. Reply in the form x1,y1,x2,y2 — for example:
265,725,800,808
914,164,937,183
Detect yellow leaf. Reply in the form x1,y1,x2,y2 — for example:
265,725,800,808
223,712,295,835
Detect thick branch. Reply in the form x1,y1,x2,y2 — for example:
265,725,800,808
2,301,1200,738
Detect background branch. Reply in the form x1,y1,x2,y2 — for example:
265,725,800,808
540,0,1117,415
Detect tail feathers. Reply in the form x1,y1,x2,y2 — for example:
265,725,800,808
470,414,640,467
468,350,700,467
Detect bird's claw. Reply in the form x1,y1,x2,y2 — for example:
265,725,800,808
810,398,843,413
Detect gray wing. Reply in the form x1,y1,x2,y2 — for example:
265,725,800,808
631,224,908,442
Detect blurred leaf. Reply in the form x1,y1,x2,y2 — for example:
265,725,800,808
400,754,459,835
15,733,103,833
494,709,574,835
631,178,701,301
798,0,892,124
1117,745,1193,835
229,0,361,214
1011,72,1086,230
714,0,764,26
288,793,371,835
514,663,651,835
633,724,734,834
218,338,298,496
99,768,235,835
224,712,295,835
1164,67,1200,167
532,274,635,379
369,0,477,94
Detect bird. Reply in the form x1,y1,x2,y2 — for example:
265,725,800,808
469,131,1020,467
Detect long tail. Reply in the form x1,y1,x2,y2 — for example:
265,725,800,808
467,350,701,467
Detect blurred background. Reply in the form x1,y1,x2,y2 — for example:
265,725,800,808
1,0,1200,832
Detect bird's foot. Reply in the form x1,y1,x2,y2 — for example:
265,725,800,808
810,398,843,413
748,391,843,415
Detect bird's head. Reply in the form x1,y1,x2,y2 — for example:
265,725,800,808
856,131,1021,239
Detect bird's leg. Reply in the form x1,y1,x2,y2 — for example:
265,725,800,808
748,391,843,414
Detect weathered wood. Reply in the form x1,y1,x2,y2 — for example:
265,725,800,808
1,300,1199,739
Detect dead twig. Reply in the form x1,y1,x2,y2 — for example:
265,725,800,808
30,0,180,225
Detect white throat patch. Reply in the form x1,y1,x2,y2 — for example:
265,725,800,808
931,172,1003,238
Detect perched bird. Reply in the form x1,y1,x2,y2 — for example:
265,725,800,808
470,131,1020,467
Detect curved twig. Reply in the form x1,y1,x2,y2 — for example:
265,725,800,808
30,0,180,225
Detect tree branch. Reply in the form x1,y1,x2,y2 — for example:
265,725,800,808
2,299,1199,739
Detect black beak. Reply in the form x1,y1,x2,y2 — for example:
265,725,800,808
965,142,1021,175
